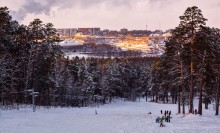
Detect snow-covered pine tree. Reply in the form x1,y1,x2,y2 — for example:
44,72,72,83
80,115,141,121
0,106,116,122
178,6,207,113
26,19,62,106
193,27,220,115
0,7,21,107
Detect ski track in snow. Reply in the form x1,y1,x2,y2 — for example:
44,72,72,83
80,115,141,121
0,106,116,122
0,98,220,133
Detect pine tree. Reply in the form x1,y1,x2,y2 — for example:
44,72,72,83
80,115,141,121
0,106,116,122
164,6,208,113
0,7,21,106
193,26,218,115
178,6,207,113
26,19,62,105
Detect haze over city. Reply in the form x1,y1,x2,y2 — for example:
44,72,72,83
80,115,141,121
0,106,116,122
1,0,220,31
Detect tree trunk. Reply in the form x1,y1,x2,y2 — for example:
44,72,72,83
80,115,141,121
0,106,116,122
216,78,220,115
81,100,84,107
178,85,181,114
103,97,106,104
189,72,193,113
179,60,183,114
198,79,203,115
216,95,219,116
152,95,154,102
182,90,185,114
175,87,177,104
205,103,208,109
171,93,174,104
109,95,112,103
182,101,185,114
129,89,136,102
189,51,194,113
162,91,165,102
166,94,168,103
172,95,174,104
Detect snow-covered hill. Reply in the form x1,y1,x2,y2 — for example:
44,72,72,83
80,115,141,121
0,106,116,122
0,98,219,133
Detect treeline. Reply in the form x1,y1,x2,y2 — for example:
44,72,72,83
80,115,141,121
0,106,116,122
50,57,153,107
151,6,220,115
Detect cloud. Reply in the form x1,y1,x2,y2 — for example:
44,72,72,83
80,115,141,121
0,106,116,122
13,0,57,20
8,0,220,30
148,0,173,7
13,0,141,21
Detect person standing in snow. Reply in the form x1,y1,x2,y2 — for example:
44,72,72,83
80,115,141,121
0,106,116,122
165,116,168,122
161,110,162,114
162,115,165,123
164,111,167,117
167,115,170,122
169,111,171,116
195,109,197,115
160,118,163,127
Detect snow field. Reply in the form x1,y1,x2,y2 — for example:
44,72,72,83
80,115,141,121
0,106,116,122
0,98,220,133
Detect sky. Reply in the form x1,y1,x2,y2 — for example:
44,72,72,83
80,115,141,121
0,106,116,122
1,0,220,31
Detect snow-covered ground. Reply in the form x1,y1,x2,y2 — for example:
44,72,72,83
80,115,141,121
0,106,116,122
65,52,93,59
0,98,219,133
59,40,83,46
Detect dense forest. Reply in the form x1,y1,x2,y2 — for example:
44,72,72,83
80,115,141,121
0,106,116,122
0,6,154,108
0,7,61,107
0,6,220,116
151,6,220,115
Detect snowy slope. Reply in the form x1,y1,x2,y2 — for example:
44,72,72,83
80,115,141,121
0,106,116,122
0,98,219,133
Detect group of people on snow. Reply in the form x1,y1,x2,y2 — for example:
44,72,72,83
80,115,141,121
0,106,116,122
156,110,172,127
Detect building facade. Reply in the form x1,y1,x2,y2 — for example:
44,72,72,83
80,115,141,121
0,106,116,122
77,28,101,35
57,28,77,37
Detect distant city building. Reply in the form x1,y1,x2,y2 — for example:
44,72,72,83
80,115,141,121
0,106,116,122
152,30,163,34
120,28,128,34
92,28,101,35
102,29,110,35
57,28,77,37
129,30,149,36
77,28,101,35
108,30,119,36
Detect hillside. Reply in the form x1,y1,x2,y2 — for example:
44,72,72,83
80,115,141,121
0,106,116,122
1,98,219,133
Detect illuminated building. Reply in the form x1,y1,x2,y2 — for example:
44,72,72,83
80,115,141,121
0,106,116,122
57,28,77,37
77,28,101,35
